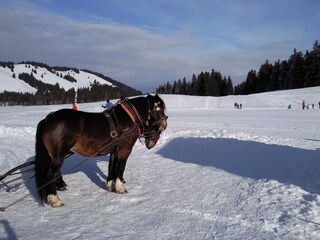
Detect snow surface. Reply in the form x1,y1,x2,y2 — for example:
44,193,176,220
0,64,115,93
1,87,320,239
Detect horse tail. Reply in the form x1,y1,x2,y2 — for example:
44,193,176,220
34,118,51,204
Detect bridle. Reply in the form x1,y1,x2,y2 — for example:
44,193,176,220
146,100,168,132
120,98,167,139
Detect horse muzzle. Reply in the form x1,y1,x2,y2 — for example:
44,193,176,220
145,134,160,149
158,115,168,132
145,115,167,149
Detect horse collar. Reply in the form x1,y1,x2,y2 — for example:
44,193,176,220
120,101,143,136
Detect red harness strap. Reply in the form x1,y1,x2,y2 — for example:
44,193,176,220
120,101,142,136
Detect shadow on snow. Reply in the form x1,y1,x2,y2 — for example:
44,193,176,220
157,137,320,194
18,155,110,203
0,219,17,240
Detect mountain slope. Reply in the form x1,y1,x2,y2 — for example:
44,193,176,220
0,61,142,105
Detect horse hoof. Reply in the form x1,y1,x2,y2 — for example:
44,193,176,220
115,178,128,194
47,194,64,207
57,186,67,191
56,181,67,191
106,180,114,192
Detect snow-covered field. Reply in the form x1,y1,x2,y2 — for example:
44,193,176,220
1,87,320,239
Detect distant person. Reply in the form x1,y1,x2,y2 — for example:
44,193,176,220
102,99,113,109
318,101,320,109
288,104,292,109
72,103,78,110
302,100,305,110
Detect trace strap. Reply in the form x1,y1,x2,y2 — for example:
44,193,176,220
103,109,118,139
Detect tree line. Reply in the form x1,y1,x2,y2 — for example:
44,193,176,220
156,40,320,96
156,70,234,96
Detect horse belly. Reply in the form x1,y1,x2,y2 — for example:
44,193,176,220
71,139,114,157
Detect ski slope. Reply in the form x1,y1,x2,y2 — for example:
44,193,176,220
1,87,320,239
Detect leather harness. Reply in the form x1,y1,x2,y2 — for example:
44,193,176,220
102,99,143,141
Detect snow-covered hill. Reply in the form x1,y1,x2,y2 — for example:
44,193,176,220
0,63,115,93
1,87,320,239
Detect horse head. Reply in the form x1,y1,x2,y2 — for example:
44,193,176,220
144,94,168,149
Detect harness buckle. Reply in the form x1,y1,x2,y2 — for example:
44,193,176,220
110,131,118,138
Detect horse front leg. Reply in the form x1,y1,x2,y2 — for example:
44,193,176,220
106,153,117,192
106,150,130,194
118,158,127,184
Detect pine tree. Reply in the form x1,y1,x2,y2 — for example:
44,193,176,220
279,60,290,90
270,60,281,91
257,60,273,92
181,78,187,94
225,76,234,95
176,79,182,94
191,74,198,95
288,49,305,89
213,71,222,96
206,72,215,96
208,69,219,96
245,69,258,94
172,80,177,94
304,41,320,87
197,72,206,96
165,82,172,94
220,77,227,96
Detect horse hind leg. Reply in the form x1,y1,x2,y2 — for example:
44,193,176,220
47,194,64,208
35,130,64,206
46,163,65,207
36,162,65,207
56,169,67,191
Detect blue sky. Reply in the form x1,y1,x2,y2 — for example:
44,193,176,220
0,0,319,92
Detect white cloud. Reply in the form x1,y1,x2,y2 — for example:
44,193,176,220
0,7,200,91
0,1,318,92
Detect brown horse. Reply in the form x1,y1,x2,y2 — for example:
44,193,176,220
34,94,168,207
